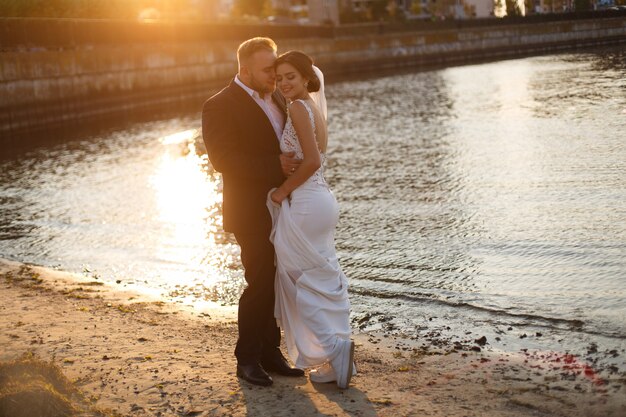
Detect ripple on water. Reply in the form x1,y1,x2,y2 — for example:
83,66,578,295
0,48,625,362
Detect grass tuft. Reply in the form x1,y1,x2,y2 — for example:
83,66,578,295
0,353,118,417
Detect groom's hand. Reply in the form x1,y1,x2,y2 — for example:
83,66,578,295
280,152,302,176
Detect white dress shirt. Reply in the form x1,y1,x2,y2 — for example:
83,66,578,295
234,75,285,140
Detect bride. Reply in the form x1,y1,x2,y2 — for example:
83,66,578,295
267,51,355,389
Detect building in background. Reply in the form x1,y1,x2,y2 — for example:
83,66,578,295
270,0,339,24
533,0,574,12
308,0,340,24
464,0,496,16
208,0,595,23
340,0,471,19
193,0,234,20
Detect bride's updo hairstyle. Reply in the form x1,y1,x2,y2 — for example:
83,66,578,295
275,51,320,93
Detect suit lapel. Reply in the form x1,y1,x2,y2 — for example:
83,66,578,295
228,81,282,140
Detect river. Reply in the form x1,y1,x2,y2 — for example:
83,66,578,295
1,45,625,370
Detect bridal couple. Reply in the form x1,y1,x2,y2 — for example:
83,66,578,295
202,37,355,389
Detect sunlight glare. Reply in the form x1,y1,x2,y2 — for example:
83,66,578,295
150,132,232,295
137,7,161,22
160,129,197,145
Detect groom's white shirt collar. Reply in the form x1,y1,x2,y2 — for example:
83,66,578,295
234,75,284,140
235,75,266,99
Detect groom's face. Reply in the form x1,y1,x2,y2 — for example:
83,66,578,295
244,50,277,95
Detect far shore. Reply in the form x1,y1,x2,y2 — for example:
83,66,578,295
1,258,624,416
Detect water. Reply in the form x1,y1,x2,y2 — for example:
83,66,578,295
1,46,625,367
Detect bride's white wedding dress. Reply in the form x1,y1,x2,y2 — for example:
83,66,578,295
267,99,352,374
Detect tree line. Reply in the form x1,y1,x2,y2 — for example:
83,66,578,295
0,0,607,21
0,0,202,20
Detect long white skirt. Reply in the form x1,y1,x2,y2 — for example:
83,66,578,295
267,182,351,369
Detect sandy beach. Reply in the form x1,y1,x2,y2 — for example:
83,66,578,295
1,258,624,417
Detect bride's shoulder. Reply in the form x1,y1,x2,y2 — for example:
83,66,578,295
287,100,309,119
287,99,308,110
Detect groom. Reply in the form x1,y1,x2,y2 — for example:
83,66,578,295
202,37,303,386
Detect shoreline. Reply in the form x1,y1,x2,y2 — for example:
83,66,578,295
1,258,625,416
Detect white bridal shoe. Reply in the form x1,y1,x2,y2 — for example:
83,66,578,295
309,361,357,384
328,339,355,389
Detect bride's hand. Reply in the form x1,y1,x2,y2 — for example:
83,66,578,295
280,151,302,176
271,189,287,204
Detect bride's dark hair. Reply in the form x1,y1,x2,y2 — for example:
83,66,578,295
275,51,320,93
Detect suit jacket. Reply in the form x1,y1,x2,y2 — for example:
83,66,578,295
202,80,287,236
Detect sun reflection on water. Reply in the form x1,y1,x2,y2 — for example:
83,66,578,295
148,129,242,305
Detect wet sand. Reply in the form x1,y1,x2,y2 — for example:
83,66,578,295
1,258,624,417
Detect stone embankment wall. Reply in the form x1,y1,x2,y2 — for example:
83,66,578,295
1,15,625,145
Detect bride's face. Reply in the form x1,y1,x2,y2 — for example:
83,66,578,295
276,62,308,101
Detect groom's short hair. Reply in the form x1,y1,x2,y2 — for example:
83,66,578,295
237,37,277,69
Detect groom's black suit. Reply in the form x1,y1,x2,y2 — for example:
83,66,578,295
202,79,286,365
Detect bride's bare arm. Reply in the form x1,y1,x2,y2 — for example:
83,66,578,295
271,101,321,203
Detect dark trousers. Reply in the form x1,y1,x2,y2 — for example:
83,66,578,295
233,232,281,364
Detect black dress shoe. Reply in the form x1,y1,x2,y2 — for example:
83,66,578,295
261,350,305,377
236,363,273,386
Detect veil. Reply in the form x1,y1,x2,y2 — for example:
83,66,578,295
310,65,327,121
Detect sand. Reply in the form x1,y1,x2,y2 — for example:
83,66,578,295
1,258,624,417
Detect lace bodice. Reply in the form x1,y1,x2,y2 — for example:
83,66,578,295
280,99,327,187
